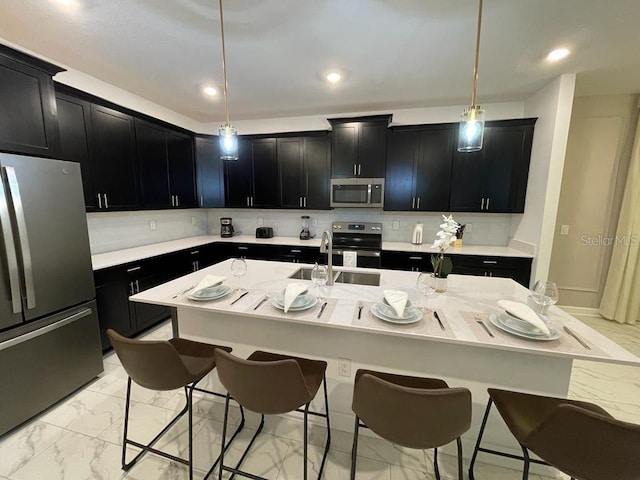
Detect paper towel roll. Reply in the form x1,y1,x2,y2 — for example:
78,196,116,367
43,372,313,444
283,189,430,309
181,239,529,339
343,251,357,267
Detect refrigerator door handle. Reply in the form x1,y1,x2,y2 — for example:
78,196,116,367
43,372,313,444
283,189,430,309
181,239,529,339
0,307,92,352
0,172,22,313
4,167,36,309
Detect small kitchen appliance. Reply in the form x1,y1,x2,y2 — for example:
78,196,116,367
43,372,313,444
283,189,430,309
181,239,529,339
220,217,234,237
300,215,311,240
256,227,274,238
411,222,423,245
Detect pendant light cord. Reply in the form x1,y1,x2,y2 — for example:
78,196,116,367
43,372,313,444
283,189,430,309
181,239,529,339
471,0,483,107
219,0,230,125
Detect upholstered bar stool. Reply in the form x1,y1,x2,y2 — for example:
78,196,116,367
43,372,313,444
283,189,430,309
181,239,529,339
469,388,640,480
214,349,331,480
350,369,472,480
106,329,245,480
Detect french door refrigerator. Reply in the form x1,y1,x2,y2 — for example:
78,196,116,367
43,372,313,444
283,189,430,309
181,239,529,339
0,152,102,436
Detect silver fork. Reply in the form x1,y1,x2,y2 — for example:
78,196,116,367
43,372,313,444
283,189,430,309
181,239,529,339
475,314,494,338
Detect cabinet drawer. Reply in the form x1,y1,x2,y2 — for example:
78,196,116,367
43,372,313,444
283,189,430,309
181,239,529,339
451,255,532,271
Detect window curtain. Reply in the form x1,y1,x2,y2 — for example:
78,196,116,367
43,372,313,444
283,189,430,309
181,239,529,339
599,115,640,324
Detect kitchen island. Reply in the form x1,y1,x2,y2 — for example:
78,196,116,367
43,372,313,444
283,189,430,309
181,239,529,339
131,259,640,468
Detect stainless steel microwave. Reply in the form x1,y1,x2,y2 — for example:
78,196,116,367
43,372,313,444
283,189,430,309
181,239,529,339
330,178,385,208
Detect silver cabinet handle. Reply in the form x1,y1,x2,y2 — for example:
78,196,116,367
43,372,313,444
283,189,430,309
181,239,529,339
251,197,254,207
171,195,175,206
175,195,179,207
191,250,200,255
195,260,199,270
481,198,485,210
486,197,490,210
238,246,248,250
129,281,135,295
412,197,415,209
5,167,35,309
353,164,357,175
291,249,301,253
409,256,423,260
304,197,307,207
200,195,204,206
0,170,21,313
416,197,420,209
103,193,109,209
482,260,498,265
358,164,361,175
126,266,141,273
299,197,302,207
97,192,102,208
135,279,140,293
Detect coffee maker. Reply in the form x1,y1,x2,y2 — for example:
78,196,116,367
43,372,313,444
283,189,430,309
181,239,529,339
220,217,234,238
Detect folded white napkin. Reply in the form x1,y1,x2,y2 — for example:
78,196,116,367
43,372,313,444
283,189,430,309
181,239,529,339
383,289,408,317
497,300,550,335
284,282,307,313
194,274,226,293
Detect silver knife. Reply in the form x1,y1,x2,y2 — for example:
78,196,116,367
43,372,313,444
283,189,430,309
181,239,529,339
563,326,591,350
230,290,248,305
317,301,328,318
253,295,267,310
433,311,445,330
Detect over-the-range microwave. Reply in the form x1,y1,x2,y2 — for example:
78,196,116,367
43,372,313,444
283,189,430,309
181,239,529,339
330,178,384,208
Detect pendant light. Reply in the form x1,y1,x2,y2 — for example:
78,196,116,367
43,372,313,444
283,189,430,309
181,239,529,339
217,0,238,160
458,0,485,153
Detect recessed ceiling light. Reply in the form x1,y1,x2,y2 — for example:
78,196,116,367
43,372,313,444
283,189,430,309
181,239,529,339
546,48,570,61
326,72,341,83
203,86,217,96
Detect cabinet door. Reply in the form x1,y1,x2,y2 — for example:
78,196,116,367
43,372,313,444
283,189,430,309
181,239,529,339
358,122,387,177
56,93,97,209
331,124,358,177
251,138,279,207
95,268,133,351
304,136,330,209
449,130,489,212
130,274,170,332
168,131,197,208
278,137,304,208
196,136,225,207
482,125,533,213
415,128,454,211
90,104,139,209
384,130,418,211
0,53,61,157
135,119,170,208
224,137,253,207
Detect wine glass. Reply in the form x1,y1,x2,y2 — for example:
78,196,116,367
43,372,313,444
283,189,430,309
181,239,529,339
416,272,435,306
231,258,247,278
311,263,328,300
531,280,559,314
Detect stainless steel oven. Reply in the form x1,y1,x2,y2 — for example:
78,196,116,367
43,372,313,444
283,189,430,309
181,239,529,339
331,221,382,268
330,178,384,208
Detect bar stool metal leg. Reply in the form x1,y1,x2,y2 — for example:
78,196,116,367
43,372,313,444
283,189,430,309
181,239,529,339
433,447,441,480
456,437,463,480
350,416,360,480
469,397,493,480
521,445,530,480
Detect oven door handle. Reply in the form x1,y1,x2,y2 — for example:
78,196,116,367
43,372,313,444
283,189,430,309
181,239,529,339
332,249,380,258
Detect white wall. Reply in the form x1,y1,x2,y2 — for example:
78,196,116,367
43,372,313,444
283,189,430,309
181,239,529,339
510,74,576,285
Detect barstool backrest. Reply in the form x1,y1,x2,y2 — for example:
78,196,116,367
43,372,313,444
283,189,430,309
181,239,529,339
107,329,193,391
214,349,312,414
526,404,640,480
353,373,471,449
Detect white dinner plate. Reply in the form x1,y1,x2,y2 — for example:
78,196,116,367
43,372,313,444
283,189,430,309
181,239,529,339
371,303,423,324
498,312,548,336
489,314,560,341
187,285,231,301
271,293,317,312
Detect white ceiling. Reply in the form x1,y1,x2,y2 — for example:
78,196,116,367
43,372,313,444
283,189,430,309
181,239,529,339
1,0,639,123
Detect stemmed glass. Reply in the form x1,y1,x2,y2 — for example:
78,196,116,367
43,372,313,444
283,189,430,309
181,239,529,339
531,280,559,314
231,258,247,278
311,263,328,301
416,272,435,306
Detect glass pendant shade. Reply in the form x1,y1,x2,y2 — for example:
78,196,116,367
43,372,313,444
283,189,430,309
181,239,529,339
457,105,485,152
219,124,238,160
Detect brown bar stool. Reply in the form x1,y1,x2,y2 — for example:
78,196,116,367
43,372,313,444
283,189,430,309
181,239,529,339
214,349,331,480
106,329,245,480
350,369,472,480
469,388,640,480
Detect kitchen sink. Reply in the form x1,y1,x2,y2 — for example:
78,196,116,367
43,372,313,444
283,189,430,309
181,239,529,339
288,267,380,286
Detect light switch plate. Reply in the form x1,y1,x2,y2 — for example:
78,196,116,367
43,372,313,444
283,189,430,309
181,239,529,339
258,217,264,226
465,223,473,233
392,220,399,230
312,219,318,227
149,220,156,231
561,225,569,235
338,358,351,377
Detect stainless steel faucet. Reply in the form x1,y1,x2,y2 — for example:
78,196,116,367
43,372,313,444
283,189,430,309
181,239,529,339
320,230,334,285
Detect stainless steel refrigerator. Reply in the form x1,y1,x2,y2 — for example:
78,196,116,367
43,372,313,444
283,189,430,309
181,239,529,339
0,152,102,436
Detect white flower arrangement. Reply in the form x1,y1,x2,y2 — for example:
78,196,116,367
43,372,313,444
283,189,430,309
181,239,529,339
431,214,460,278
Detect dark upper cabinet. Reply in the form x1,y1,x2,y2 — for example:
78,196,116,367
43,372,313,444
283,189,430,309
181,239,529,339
89,104,139,210
385,125,454,211
56,92,96,208
330,115,390,178
195,135,225,208
135,120,196,209
277,135,330,209
225,137,279,208
0,45,63,157
450,118,535,213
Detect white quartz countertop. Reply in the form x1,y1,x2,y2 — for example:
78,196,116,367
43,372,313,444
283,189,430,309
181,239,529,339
131,259,640,367
92,235,532,270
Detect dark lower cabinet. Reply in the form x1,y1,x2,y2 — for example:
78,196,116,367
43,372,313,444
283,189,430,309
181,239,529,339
94,267,135,351
381,250,532,287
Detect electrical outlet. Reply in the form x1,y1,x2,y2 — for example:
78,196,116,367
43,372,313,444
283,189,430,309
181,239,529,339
392,220,399,230
258,217,264,226
465,223,473,233
312,219,318,227
338,358,351,377
561,225,569,235
149,220,156,231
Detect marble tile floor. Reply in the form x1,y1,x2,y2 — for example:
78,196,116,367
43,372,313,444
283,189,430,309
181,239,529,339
1,314,639,480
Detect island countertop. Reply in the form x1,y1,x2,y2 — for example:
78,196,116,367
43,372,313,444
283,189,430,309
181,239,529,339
131,259,639,367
